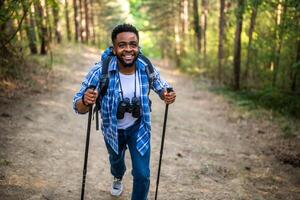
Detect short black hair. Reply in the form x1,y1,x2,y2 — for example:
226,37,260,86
111,23,139,44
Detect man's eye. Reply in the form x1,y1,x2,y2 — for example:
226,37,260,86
119,44,125,48
130,43,138,48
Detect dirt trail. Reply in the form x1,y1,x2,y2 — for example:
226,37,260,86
0,45,299,200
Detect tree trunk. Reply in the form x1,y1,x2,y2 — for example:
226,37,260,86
182,0,189,34
180,0,188,56
52,1,62,43
174,1,182,62
218,0,225,83
174,21,181,63
243,1,259,82
89,0,95,45
0,0,4,10
44,0,52,43
16,10,24,42
193,0,201,53
291,39,300,92
201,0,208,63
23,3,38,54
65,0,71,41
73,0,79,42
233,0,244,90
272,0,287,87
0,1,4,33
79,0,84,42
0,1,28,49
34,0,48,55
84,0,89,43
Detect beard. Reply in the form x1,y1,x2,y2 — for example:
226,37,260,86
116,54,138,68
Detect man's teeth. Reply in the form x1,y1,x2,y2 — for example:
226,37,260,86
124,55,133,59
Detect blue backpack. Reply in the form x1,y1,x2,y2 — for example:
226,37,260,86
94,47,155,130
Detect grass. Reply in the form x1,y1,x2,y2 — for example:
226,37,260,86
26,43,74,69
0,43,82,92
208,86,300,138
0,158,11,166
209,87,300,119
280,121,298,138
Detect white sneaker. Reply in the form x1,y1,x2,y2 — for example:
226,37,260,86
111,177,123,196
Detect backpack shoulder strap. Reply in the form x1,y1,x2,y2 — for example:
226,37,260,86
99,56,112,98
139,54,155,90
100,52,155,97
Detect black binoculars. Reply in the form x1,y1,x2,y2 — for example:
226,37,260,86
117,97,141,119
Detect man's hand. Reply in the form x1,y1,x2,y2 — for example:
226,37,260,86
83,88,98,105
162,90,176,104
77,88,99,114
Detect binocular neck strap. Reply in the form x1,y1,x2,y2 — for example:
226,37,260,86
118,67,137,101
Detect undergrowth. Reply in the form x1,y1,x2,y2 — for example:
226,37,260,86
209,86,300,137
0,44,64,98
210,87,300,119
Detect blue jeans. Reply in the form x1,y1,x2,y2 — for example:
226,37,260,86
104,119,150,200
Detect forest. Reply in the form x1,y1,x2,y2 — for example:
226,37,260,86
0,0,299,117
0,1,300,199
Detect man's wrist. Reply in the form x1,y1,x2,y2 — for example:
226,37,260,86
82,94,89,106
159,89,166,100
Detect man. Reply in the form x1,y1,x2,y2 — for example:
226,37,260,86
73,23,176,200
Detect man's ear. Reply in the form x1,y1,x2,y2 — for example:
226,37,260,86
112,46,116,55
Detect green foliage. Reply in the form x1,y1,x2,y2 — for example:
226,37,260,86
210,86,300,119
129,0,162,58
0,158,11,166
0,0,299,106
179,53,201,74
139,31,161,58
281,122,297,138
0,53,24,79
292,61,300,70
0,1,22,26
0,1,30,44
98,1,126,29
129,0,179,59
129,0,150,27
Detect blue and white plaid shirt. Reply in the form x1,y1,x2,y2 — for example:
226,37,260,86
73,56,170,156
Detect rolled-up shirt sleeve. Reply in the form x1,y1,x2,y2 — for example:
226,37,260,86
151,66,171,97
73,62,102,113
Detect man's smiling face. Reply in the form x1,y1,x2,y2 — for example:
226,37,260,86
113,32,139,68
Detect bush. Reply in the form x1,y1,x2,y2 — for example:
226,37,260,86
210,86,300,119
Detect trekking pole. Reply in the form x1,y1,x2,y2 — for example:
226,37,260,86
81,86,95,200
155,88,173,200
95,103,99,130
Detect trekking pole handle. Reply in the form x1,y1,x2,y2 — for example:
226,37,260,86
85,85,100,131
87,85,96,95
82,85,97,106
166,87,173,93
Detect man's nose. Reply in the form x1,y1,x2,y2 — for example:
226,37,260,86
124,44,132,51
